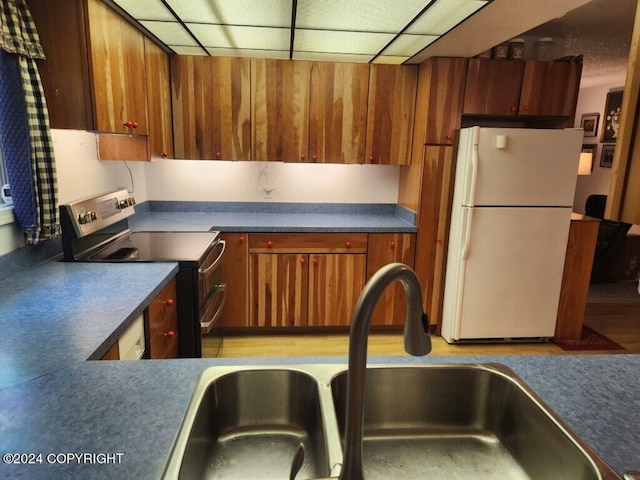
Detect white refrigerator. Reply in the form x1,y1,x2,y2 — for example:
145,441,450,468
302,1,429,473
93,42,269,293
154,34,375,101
441,126,583,343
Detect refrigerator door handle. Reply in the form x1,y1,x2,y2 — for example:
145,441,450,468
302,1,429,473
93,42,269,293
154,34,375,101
462,207,474,260
468,143,479,207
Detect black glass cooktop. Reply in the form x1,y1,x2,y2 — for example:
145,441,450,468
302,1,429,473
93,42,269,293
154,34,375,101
89,231,219,265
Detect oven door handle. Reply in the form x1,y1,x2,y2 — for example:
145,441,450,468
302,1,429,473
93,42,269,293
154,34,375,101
198,239,226,276
201,284,226,334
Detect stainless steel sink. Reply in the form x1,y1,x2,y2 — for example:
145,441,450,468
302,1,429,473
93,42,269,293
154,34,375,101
163,364,620,480
170,368,334,479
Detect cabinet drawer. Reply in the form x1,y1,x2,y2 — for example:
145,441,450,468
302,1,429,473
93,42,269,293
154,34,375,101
148,278,177,334
249,233,367,253
149,308,178,359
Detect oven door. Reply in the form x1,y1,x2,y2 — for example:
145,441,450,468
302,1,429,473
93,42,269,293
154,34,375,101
198,239,227,335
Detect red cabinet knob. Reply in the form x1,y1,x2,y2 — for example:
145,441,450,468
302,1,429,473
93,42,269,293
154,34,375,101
313,257,318,265
124,121,132,128
312,154,318,161
510,106,517,113
165,330,176,338
267,240,273,248
301,154,306,160
445,134,452,141
368,156,374,162
345,241,351,248
164,298,175,307
390,241,396,248
300,257,306,264
239,236,245,242
131,122,138,129
437,237,443,244
160,152,168,158
215,151,221,158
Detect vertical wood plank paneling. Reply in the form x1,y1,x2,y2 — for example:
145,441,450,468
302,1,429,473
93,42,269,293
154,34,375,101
308,254,366,326
252,58,311,162
365,64,417,165
366,234,416,326
144,38,173,159
414,146,455,327
309,62,369,163
171,56,250,160
87,0,147,134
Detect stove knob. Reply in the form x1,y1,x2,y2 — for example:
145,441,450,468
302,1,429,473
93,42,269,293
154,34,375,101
90,211,97,221
119,200,128,209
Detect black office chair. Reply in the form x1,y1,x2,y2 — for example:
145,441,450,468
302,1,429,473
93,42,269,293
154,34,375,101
585,194,632,283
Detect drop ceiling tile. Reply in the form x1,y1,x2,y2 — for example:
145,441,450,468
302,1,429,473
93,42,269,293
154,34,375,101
292,51,374,63
113,0,175,21
381,34,438,57
188,24,290,50
407,0,489,35
296,0,427,33
295,29,394,55
167,0,292,27
140,21,199,47
206,48,289,59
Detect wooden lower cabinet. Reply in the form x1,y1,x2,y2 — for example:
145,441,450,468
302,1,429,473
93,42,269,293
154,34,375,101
248,233,367,328
145,277,179,359
220,233,249,327
366,233,416,326
308,254,366,327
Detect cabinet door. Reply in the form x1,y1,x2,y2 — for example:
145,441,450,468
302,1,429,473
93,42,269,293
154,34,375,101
366,64,418,165
144,37,173,160
308,254,366,326
420,57,468,145
172,56,251,160
250,254,309,327
252,59,311,162
86,0,148,134
463,59,524,116
220,233,249,328
519,61,582,116
29,0,94,130
366,234,416,326
309,62,369,163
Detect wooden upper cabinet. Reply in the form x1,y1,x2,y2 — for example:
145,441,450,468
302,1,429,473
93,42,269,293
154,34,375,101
30,0,94,130
308,62,369,164
252,59,311,162
86,0,148,134
463,59,525,116
519,61,582,117
172,56,251,160
145,38,173,159
366,64,418,165
418,57,468,145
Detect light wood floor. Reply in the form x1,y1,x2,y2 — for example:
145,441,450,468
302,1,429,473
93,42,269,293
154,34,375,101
204,303,640,358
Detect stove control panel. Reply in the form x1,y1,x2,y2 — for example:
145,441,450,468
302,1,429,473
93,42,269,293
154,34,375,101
61,190,136,238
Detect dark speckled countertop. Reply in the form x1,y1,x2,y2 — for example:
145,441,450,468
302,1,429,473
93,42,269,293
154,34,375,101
0,232,639,478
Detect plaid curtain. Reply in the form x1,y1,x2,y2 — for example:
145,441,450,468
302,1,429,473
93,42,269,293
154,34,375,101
0,0,59,244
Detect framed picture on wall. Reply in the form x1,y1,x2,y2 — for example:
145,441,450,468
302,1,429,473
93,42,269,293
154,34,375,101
600,144,615,168
580,113,599,137
602,90,624,142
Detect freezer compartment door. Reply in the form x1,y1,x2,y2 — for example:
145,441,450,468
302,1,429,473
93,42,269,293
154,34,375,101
461,127,583,207
442,207,571,341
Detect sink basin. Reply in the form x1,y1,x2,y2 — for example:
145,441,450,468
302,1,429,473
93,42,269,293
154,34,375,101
172,368,332,479
331,365,613,480
163,364,620,480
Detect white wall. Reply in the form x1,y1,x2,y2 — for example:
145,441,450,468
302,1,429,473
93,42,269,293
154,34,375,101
144,159,400,203
573,84,623,213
